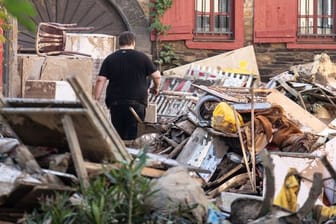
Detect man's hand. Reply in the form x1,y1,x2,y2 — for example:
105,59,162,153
149,86,160,95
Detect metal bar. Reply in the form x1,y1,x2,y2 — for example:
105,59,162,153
0,108,87,114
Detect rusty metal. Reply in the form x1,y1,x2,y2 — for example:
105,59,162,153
192,84,248,103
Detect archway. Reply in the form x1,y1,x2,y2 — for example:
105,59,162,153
18,0,151,53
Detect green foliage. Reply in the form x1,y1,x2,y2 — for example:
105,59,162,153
149,0,173,36
155,43,180,67
78,176,115,224
104,151,155,224
26,193,77,224
2,0,37,32
25,151,200,224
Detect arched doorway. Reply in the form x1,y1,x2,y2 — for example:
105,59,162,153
18,0,151,53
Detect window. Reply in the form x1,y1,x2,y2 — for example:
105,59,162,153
157,0,244,50
298,0,336,38
254,0,336,48
195,0,232,37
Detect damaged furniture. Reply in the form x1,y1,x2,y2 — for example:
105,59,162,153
36,22,94,57
0,77,131,188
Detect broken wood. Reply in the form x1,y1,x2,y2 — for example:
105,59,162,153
233,108,254,191
205,163,244,189
162,135,178,147
167,137,189,159
250,87,257,193
67,76,131,162
192,84,248,103
84,161,165,178
129,106,143,124
62,115,89,188
207,173,250,198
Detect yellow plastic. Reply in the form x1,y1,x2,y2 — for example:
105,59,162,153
211,102,243,133
273,168,300,212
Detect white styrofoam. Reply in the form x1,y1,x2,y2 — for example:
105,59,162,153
65,33,116,59
55,81,77,101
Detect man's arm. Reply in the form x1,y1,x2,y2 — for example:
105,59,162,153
149,70,161,95
94,76,107,100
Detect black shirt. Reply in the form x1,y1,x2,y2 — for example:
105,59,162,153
99,49,157,107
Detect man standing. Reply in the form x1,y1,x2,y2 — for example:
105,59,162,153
94,31,161,140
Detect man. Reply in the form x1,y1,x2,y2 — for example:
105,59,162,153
94,31,161,140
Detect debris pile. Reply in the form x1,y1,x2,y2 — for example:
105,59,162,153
1,46,336,223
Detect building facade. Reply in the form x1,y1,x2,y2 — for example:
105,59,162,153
156,0,336,81
12,0,336,83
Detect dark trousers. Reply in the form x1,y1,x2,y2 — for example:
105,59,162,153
109,102,145,140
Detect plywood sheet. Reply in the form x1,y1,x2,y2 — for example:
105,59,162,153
0,98,125,163
163,45,260,79
19,54,93,97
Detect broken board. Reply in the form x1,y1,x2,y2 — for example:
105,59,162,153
0,76,131,163
163,45,260,80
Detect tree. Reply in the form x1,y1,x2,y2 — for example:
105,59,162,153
0,0,36,40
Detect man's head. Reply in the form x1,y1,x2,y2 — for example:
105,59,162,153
119,31,136,47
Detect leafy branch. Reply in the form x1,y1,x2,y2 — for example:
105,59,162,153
2,0,37,32
149,0,173,36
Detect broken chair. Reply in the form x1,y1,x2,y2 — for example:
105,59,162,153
35,22,94,57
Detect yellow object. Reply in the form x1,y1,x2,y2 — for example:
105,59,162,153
313,204,336,223
211,102,243,133
320,205,336,218
273,168,300,212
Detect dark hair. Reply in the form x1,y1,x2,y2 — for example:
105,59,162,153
118,31,136,47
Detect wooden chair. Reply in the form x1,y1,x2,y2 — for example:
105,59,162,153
36,22,94,57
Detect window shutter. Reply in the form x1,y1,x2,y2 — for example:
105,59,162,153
254,0,297,43
157,0,194,41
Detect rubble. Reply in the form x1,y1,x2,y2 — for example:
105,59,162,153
2,46,336,223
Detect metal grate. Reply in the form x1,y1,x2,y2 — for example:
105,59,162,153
298,0,336,37
194,0,233,36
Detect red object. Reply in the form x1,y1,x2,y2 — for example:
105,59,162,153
0,26,3,92
152,0,244,50
254,0,297,43
254,0,336,49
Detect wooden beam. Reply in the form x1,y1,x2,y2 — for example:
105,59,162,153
0,108,87,114
62,115,89,188
84,161,165,178
67,76,131,162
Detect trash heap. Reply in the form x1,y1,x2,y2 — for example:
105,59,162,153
1,46,336,223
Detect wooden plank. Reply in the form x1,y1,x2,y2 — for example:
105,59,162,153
62,115,89,188
266,89,327,133
192,84,248,103
163,46,260,78
67,76,131,162
24,80,56,99
84,161,165,178
7,18,18,97
0,108,87,114
5,181,75,208
0,107,121,162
